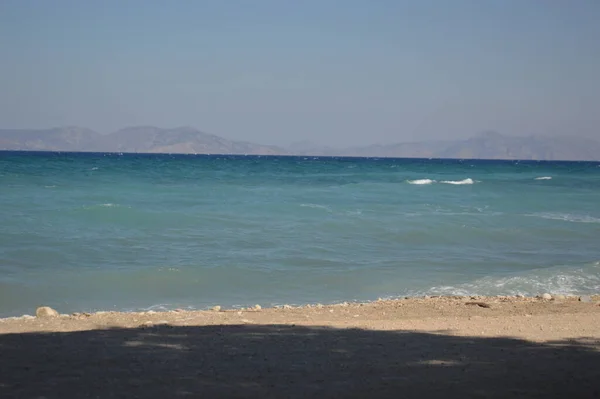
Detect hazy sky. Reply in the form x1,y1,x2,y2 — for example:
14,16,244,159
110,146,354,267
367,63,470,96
1,1,599,146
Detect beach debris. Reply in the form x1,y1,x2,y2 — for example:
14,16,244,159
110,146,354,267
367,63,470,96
316,303,324,308
553,294,567,301
465,302,491,309
579,296,592,303
35,306,59,318
541,293,553,300
282,305,292,309
173,308,184,313
253,304,262,311
211,305,222,312
142,321,154,327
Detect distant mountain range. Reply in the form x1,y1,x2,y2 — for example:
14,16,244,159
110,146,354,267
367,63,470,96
1,126,599,161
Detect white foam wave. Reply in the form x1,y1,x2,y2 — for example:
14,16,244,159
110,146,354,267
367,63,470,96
300,203,331,211
407,179,435,185
424,262,600,297
91,167,99,170
407,178,476,185
440,178,475,185
81,203,128,210
528,212,600,224
534,176,552,180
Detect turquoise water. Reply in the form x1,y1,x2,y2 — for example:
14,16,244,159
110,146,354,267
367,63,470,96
1,152,599,317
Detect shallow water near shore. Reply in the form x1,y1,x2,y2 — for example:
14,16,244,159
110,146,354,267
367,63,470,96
1,151,599,317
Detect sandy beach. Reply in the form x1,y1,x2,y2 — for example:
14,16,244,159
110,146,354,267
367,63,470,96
1,295,600,398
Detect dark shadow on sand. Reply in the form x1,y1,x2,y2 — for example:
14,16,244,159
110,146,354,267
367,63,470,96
1,324,599,398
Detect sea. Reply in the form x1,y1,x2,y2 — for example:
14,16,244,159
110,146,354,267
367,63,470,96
1,151,599,317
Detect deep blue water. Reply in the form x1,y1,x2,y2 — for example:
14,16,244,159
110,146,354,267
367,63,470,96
1,151,599,317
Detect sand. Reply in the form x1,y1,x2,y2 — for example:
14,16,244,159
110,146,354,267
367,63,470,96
1,295,600,398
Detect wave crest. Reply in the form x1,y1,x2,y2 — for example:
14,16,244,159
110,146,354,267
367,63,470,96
440,178,475,185
407,179,435,185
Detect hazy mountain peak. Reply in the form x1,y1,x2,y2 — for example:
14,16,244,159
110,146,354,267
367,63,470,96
1,127,599,160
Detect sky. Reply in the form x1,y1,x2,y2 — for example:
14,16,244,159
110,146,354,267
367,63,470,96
1,0,599,147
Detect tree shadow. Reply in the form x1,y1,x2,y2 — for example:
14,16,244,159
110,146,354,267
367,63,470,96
1,324,599,398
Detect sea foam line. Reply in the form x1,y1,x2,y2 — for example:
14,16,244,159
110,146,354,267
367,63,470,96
407,178,476,185
528,212,600,224
407,179,435,185
440,178,475,185
534,176,552,180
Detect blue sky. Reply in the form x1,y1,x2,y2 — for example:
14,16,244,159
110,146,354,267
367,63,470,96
1,0,599,146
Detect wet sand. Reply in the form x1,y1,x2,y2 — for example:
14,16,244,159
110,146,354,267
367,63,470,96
1,295,600,398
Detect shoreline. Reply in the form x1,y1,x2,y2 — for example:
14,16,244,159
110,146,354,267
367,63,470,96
1,294,598,332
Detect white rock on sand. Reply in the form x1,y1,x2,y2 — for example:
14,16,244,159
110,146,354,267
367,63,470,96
35,307,59,318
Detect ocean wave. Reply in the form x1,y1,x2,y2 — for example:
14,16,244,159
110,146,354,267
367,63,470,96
424,261,600,297
534,176,552,180
407,178,476,185
528,212,600,224
407,179,435,185
440,178,475,185
300,203,331,211
80,203,128,210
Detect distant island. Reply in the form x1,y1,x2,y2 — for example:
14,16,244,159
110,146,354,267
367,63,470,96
1,126,599,161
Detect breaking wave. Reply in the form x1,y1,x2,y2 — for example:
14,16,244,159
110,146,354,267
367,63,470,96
528,212,600,224
407,179,435,185
423,261,600,297
407,178,475,185
440,178,475,185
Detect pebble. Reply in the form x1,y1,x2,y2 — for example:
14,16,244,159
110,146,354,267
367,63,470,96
211,306,222,312
36,306,59,318
553,294,567,301
541,293,552,300
579,296,592,303
315,303,324,308
282,305,293,309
